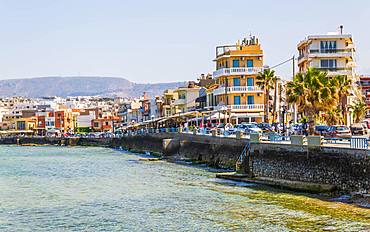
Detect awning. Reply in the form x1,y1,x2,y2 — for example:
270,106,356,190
169,111,200,119
207,112,226,120
234,113,264,118
46,129,61,133
157,118,169,124
207,112,238,120
188,116,208,122
0,130,34,134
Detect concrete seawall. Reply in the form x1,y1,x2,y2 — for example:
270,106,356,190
1,134,369,194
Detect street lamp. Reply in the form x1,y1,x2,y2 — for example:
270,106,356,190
282,105,287,135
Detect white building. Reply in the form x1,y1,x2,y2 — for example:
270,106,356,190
297,28,356,78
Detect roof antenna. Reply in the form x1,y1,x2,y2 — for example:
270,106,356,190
339,25,343,35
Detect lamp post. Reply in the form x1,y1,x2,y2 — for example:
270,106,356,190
282,105,287,136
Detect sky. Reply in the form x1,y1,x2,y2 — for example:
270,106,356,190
0,0,369,83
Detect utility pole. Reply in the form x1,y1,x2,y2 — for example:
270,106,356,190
270,55,296,126
292,55,298,124
292,55,295,77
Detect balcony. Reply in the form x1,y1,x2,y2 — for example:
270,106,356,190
213,86,263,96
228,104,264,111
317,67,353,76
213,67,263,78
308,49,354,58
215,104,264,111
174,98,186,105
297,54,308,64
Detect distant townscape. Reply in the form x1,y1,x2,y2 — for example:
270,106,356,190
1,26,369,136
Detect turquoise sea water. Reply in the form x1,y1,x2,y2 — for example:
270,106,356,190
0,145,369,231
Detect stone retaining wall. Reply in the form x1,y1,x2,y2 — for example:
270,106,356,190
1,134,368,193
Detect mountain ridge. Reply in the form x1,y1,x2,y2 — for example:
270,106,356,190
0,76,186,98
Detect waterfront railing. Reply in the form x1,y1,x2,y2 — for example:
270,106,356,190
123,128,370,150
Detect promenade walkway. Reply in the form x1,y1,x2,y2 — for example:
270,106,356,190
127,128,370,150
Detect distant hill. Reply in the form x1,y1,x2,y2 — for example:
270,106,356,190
0,76,186,98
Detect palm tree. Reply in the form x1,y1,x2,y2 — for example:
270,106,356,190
349,100,368,123
332,75,353,124
257,68,275,123
325,109,343,125
287,68,337,134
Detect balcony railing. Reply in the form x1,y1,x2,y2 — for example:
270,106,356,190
309,48,353,54
228,104,264,110
213,67,263,78
317,67,353,76
214,104,263,111
298,48,354,62
213,86,263,96
298,54,307,60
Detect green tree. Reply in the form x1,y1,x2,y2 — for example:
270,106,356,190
325,109,343,125
257,68,275,123
287,68,337,133
349,100,368,123
332,75,353,124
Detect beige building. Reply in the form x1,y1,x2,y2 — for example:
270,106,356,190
162,89,179,117
297,30,356,78
297,28,357,125
173,87,200,113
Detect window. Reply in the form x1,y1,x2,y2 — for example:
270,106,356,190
94,122,99,127
247,59,253,67
247,78,254,86
320,41,337,53
179,93,186,99
320,59,337,68
233,78,240,86
232,59,239,67
247,96,254,104
105,122,109,126
234,96,241,105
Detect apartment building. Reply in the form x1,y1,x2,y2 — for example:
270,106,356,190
76,109,97,131
359,75,370,107
297,29,356,78
212,35,265,123
118,98,142,125
297,28,357,124
15,117,37,131
173,85,200,113
162,89,179,117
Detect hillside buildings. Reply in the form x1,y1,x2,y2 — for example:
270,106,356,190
0,29,367,134
0,96,123,134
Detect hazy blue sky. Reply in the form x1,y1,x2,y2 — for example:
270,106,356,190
0,0,369,83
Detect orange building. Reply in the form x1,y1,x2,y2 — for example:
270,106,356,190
212,35,265,123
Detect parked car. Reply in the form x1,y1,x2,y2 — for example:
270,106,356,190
350,123,368,136
314,125,329,136
226,126,238,134
214,123,226,134
288,123,307,135
257,123,273,132
326,125,351,138
241,123,263,134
